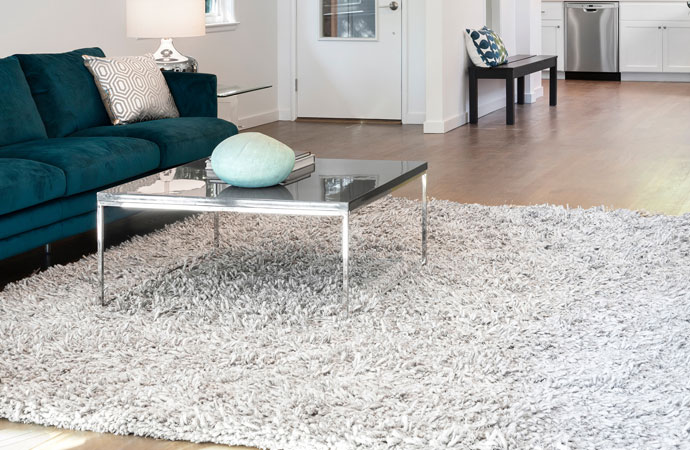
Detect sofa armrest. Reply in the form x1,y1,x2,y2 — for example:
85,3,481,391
163,72,218,118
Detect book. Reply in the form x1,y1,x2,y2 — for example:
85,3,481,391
294,151,315,171
280,163,316,186
205,151,316,185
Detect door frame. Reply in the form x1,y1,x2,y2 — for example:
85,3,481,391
287,0,412,123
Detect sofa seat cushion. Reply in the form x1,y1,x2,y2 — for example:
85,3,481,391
0,56,48,147
0,158,66,216
0,190,96,241
15,48,111,138
72,117,239,169
0,137,160,196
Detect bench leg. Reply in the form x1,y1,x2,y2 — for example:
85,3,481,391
506,77,515,125
517,76,525,105
469,70,479,124
550,65,557,106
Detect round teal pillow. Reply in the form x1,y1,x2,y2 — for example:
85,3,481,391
211,132,296,188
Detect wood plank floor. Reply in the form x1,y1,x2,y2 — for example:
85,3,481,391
2,79,690,448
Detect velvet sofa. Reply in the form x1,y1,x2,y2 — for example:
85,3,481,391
0,47,238,260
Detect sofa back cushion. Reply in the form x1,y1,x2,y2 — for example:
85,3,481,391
15,47,111,138
0,56,48,147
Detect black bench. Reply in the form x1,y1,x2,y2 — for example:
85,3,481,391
468,55,558,125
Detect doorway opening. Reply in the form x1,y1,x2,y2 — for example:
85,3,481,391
486,0,501,31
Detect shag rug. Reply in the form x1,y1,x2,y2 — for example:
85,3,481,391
1,197,690,450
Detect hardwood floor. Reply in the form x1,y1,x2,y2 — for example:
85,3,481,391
257,80,690,215
0,419,254,450
2,79,690,448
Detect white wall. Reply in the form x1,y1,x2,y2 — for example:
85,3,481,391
280,0,544,132
404,0,427,124
275,0,542,132
424,0,484,133
473,0,521,117
516,0,544,103
0,0,279,130
277,0,295,121
424,0,542,133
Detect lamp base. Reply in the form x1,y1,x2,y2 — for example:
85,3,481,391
152,38,198,73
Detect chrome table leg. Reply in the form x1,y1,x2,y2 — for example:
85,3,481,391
97,204,105,306
422,172,428,265
342,211,350,315
213,212,220,249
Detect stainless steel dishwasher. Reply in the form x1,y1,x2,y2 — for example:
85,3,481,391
565,2,619,80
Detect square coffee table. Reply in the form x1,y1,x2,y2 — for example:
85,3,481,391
97,158,428,311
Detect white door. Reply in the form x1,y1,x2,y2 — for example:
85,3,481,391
541,21,564,71
663,23,690,73
620,21,663,72
296,0,402,120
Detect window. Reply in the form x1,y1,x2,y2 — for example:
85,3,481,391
321,0,377,40
205,0,238,31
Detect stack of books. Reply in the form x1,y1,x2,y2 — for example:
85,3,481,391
205,151,316,186
282,151,316,185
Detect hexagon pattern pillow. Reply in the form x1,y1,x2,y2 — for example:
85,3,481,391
464,27,509,68
82,54,179,125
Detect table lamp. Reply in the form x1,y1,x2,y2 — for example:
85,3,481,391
126,0,206,72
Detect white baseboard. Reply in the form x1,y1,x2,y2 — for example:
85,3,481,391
278,109,294,121
460,85,545,124
478,97,507,118
424,114,464,134
238,110,279,130
622,72,690,83
542,70,566,80
540,71,690,83
525,86,544,104
461,97,507,123
404,111,426,125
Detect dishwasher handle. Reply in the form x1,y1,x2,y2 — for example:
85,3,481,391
566,3,619,9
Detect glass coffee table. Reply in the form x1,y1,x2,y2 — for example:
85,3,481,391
97,158,428,312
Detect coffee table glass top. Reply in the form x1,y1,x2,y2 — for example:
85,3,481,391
99,158,427,212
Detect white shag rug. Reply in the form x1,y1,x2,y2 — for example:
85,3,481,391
1,197,690,450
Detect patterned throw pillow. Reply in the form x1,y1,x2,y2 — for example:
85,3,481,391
464,27,509,68
82,54,179,125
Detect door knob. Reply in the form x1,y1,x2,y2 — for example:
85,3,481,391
381,1,399,11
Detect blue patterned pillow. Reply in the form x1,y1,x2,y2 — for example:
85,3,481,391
464,27,509,68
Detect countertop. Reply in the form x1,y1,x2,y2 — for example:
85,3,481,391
544,0,690,3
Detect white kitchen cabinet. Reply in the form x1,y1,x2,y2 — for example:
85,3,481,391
541,3,564,71
620,21,664,72
541,2,563,20
619,2,690,74
542,21,565,71
663,23,690,72
620,2,690,22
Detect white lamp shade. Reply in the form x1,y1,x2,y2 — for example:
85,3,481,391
126,0,206,38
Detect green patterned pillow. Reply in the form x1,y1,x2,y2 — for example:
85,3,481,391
464,26,509,67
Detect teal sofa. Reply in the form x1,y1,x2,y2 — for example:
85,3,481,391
0,47,239,260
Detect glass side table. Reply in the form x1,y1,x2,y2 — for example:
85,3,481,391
217,84,272,127
217,84,272,98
